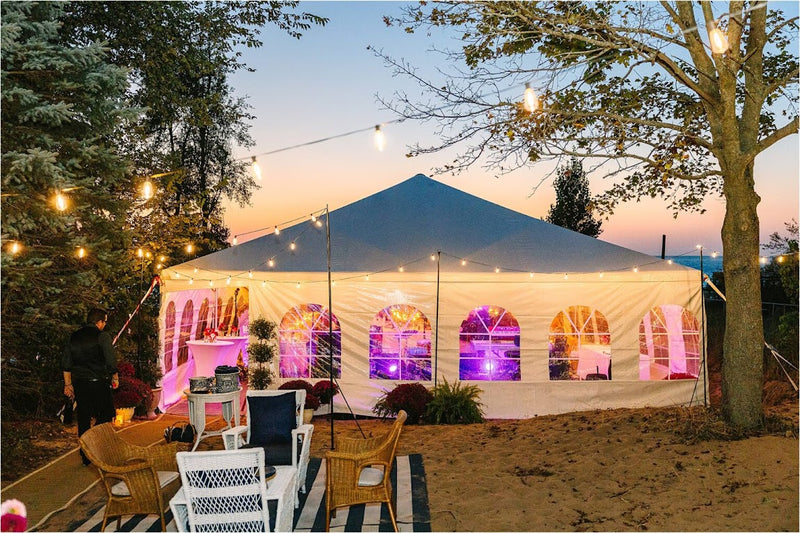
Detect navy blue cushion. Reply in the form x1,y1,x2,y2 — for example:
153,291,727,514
243,442,297,466
248,393,297,446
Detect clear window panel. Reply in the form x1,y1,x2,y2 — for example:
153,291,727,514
549,306,611,381
278,303,341,378
369,304,432,380
459,305,521,381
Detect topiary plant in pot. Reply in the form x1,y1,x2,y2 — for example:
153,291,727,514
246,317,278,389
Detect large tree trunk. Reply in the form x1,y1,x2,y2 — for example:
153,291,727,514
720,162,764,429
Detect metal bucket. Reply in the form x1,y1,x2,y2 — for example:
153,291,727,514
189,376,212,393
215,366,239,393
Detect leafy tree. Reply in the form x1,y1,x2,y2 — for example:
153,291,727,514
1,1,135,416
546,157,602,237
381,1,798,429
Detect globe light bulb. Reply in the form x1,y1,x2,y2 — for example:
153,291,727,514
709,26,728,54
373,125,386,152
55,192,67,211
251,156,262,181
523,83,540,112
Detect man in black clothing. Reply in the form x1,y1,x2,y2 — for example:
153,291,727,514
62,308,119,465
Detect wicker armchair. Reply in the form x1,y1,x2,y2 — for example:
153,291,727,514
79,422,180,531
325,410,408,532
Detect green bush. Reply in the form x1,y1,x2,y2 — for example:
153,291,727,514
373,383,433,424
425,378,485,424
246,317,278,389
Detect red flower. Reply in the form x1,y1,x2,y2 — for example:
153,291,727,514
1,513,27,532
311,380,339,405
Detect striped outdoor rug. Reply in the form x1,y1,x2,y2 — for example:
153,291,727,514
69,454,431,532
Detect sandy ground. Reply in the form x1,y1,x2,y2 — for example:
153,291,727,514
29,403,800,532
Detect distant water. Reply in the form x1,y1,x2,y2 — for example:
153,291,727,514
661,255,723,273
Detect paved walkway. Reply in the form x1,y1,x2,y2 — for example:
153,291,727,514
0,399,233,530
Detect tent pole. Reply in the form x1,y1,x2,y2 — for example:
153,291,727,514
700,247,707,407
326,204,334,450
435,250,440,386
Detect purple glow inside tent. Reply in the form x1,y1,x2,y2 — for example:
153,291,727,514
459,305,521,381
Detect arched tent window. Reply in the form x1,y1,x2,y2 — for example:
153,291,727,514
639,305,700,380
177,301,194,366
459,305,521,381
279,303,341,378
549,305,611,380
369,304,432,381
163,301,176,373
195,298,210,340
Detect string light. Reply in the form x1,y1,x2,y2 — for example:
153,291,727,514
399,266,404,272
188,278,193,285
633,266,639,273
599,272,604,278
461,259,467,266
365,274,370,281
55,191,67,212
193,267,198,274
137,248,144,258
186,244,194,254
564,273,569,280
495,267,500,273
251,156,262,181
248,270,253,278
523,82,540,112
77,247,87,259
760,256,767,264
226,276,231,285
274,225,280,235
296,281,301,289
667,259,673,265
529,272,534,278
290,241,296,251
311,214,316,222
159,256,166,262
8,241,21,255
373,125,386,151
209,280,214,287
142,180,154,200
777,255,785,263
268,258,275,267
430,254,436,261
708,23,728,54
233,235,238,245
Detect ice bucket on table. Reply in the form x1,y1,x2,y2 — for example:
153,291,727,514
214,365,239,393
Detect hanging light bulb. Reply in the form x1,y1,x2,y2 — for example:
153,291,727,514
759,256,767,265
251,156,262,181
373,125,386,152
398,266,404,272
209,280,214,287
268,258,275,267
290,241,296,251
633,266,639,273
564,273,569,280
461,259,467,266
137,248,144,258
667,259,673,265
315,219,323,227
708,23,728,54
261,280,266,287
523,83,540,113
430,254,436,261
274,225,280,235
296,281,301,289
233,235,238,246
248,270,253,278
55,191,68,212
159,256,166,262
311,214,317,222
711,251,719,258
8,241,21,255
226,276,231,285
777,255,785,263
189,278,194,285
142,180,154,200
495,267,500,273
365,274,370,281
77,247,87,259
186,243,194,254
529,272,534,278
193,267,198,274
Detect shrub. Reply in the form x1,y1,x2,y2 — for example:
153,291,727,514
312,380,339,405
113,376,151,409
246,317,278,389
117,361,135,378
373,383,433,424
425,378,484,424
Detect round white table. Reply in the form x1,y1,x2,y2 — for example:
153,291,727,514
183,388,241,452
186,340,235,377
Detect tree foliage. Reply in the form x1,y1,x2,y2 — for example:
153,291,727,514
1,1,135,416
546,157,602,237
380,1,799,429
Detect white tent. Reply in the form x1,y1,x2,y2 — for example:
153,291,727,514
159,174,706,417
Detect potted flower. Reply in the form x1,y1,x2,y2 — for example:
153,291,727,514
279,379,319,423
112,362,152,424
312,380,339,406
203,327,219,343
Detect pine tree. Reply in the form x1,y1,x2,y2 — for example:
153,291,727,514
546,158,602,238
1,2,134,416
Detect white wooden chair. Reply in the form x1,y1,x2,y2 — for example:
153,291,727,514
222,389,314,502
173,448,271,532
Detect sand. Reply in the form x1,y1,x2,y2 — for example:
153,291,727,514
32,404,799,532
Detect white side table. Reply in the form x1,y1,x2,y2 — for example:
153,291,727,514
169,464,297,532
184,388,241,452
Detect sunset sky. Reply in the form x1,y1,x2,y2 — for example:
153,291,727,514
223,1,799,257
